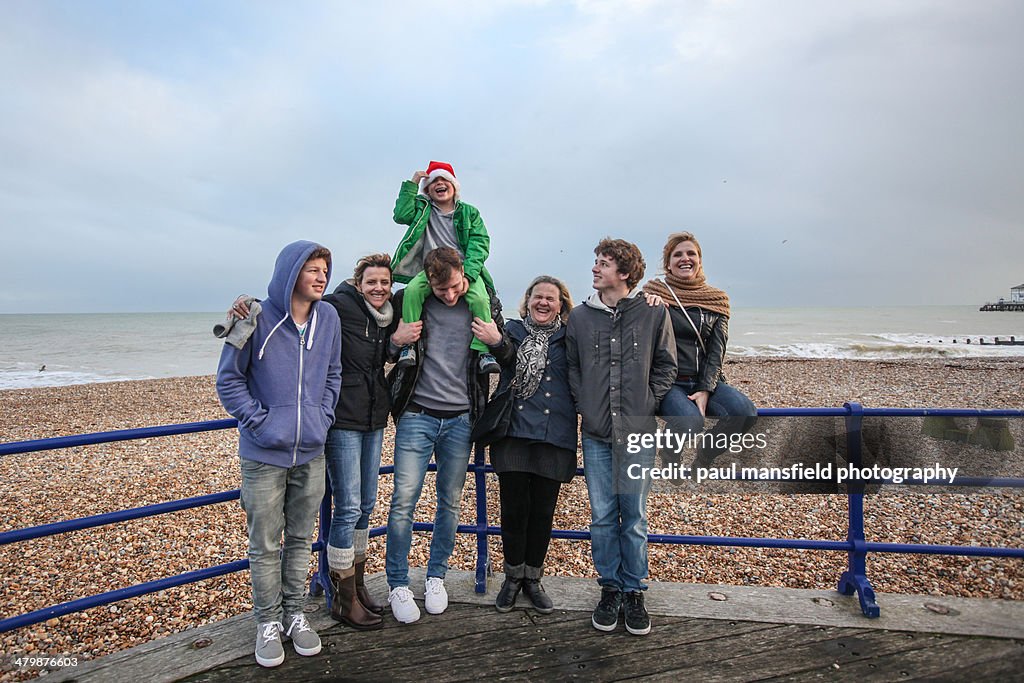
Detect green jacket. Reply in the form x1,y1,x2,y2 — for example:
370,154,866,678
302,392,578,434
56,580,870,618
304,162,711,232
391,180,494,289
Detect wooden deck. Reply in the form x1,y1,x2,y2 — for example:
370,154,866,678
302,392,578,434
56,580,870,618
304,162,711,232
50,570,1024,682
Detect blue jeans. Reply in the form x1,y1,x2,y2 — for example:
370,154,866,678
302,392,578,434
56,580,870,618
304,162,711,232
239,454,325,624
581,436,654,592
325,428,384,549
385,411,472,588
659,380,757,457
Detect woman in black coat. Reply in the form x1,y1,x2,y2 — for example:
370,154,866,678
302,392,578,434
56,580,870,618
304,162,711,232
643,232,757,469
479,276,577,614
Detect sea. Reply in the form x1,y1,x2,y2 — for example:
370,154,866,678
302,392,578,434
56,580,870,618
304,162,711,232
0,306,1022,390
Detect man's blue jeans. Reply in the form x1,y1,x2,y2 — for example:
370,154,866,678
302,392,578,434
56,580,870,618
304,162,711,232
385,411,472,588
581,436,654,593
325,428,384,549
239,454,325,624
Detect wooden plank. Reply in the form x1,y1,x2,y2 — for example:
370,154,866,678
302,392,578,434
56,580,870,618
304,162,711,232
778,634,1024,682
527,622,863,681
182,606,777,682
51,570,1024,682
639,629,1016,683
437,570,1024,640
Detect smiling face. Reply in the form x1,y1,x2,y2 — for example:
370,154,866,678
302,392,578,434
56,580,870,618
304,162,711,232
668,240,702,280
426,177,455,205
592,252,629,293
358,266,392,311
527,282,561,325
294,257,328,305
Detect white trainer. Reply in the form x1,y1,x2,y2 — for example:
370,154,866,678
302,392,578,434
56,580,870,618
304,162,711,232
424,577,448,615
388,586,421,623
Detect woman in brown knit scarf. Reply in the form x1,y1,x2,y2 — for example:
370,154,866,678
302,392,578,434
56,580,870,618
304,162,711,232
642,231,757,469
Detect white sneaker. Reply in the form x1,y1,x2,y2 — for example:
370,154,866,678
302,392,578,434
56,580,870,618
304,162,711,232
424,577,448,615
389,586,421,623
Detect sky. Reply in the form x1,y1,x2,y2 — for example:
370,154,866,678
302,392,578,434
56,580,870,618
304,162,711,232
1,0,1022,313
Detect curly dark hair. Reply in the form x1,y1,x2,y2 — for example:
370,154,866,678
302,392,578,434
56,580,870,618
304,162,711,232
594,237,645,290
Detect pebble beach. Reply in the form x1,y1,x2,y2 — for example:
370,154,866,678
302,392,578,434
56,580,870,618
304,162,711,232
1,357,1023,680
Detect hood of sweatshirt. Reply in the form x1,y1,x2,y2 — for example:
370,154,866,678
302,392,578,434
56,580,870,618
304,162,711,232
257,240,333,359
584,287,641,313
268,240,332,316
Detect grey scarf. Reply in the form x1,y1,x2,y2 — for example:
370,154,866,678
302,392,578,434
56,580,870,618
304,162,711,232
514,315,561,399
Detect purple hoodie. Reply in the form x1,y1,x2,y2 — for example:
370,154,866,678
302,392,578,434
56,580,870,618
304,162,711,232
216,241,342,468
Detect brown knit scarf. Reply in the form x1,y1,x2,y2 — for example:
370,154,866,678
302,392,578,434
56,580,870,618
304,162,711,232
642,271,731,318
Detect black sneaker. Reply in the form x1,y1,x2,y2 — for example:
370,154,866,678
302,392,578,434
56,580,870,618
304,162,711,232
495,577,522,613
623,591,651,636
478,353,500,374
591,588,622,632
521,579,554,614
396,345,416,368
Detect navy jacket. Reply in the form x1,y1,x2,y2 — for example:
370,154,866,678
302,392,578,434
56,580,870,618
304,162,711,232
493,320,578,452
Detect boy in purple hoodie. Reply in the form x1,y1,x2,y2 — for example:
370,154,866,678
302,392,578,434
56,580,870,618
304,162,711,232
216,241,342,668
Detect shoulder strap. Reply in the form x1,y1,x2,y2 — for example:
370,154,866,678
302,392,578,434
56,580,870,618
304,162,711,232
657,279,706,354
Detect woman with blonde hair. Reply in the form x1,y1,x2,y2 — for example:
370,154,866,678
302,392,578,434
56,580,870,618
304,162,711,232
643,232,757,468
483,275,577,614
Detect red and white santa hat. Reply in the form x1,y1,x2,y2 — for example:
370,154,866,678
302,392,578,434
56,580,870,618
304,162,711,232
422,160,460,195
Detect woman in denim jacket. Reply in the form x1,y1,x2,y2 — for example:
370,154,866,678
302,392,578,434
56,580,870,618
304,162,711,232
486,276,577,614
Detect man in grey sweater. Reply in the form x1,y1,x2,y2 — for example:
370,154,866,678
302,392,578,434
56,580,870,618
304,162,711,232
384,247,505,624
566,237,677,637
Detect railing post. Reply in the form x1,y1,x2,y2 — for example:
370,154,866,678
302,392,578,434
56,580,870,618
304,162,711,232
837,401,880,617
310,468,333,603
473,442,489,593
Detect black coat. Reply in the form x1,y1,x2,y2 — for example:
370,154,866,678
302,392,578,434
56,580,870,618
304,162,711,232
322,281,396,431
669,306,728,393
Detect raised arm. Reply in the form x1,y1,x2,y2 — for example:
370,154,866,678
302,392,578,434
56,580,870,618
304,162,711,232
393,177,422,226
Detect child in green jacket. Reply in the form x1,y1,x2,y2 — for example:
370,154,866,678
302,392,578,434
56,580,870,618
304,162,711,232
391,160,498,372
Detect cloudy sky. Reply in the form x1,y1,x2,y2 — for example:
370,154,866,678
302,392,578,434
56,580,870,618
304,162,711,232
1,1,1021,313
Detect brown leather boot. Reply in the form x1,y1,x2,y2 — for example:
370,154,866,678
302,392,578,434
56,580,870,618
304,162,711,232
329,570,383,630
354,559,386,615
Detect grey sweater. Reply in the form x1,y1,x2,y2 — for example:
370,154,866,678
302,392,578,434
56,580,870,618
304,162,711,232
566,291,677,444
410,295,473,413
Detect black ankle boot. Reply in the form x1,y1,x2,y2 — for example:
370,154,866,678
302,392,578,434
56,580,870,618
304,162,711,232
495,577,523,613
521,579,553,614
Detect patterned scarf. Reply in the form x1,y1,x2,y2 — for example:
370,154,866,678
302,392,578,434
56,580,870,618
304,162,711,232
642,271,730,318
513,315,562,399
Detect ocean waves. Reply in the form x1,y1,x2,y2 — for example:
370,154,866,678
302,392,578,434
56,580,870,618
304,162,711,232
730,339,1024,360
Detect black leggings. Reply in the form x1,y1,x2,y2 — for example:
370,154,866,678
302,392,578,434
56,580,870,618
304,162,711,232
497,471,562,568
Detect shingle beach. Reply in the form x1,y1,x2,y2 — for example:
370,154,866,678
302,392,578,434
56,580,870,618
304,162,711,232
2,357,1023,680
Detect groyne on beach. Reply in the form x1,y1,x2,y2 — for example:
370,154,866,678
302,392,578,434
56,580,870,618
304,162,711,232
1,357,1023,679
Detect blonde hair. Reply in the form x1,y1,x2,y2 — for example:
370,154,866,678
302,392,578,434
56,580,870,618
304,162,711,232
353,253,392,283
661,231,702,273
519,275,574,323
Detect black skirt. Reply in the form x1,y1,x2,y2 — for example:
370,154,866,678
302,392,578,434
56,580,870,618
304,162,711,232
489,437,577,483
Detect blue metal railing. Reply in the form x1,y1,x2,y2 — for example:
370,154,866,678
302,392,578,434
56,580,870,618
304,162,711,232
2,404,1023,633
